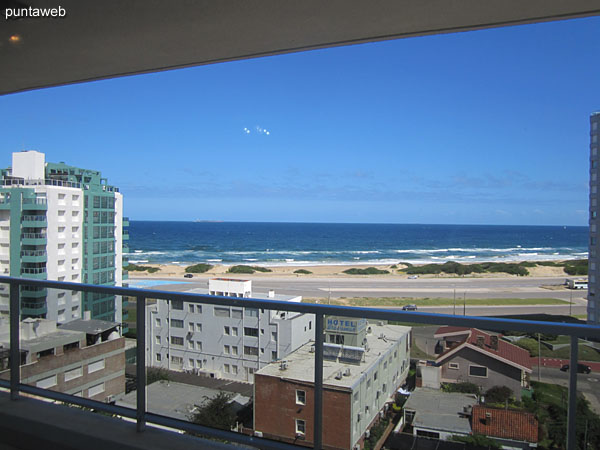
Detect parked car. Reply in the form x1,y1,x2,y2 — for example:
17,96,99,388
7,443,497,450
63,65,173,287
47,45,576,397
408,275,419,279
402,304,418,311
184,273,193,278
560,363,592,374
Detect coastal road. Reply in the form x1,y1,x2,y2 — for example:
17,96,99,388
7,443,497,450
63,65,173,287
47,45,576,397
135,275,588,317
537,366,600,414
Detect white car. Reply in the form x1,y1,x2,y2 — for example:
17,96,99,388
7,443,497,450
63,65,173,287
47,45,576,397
408,275,418,279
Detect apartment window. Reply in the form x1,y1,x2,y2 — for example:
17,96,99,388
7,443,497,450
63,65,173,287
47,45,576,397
232,327,238,336
245,308,258,318
171,356,183,366
224,364,230,373
88,359,105,373
224,345,230,354
196,341,202,351
88,382,105,397
295,419,306,436
224,326,230,335
272,351,277,361
232,365,238,375
232,308,242,319
271,331,277,341
189,304,195,313
449,362,460,370
296,390,306,405
171,336,184,346
156,353,162,362
244,327,259,337
244,346,258,356
215,307,230,318
64,366,83,381
232,346,238,356
155,318,161,327
171,319,184,328
171,300,183,310
188,341,195,350
155,335,161,345
36,374,57,389
469,365,488,377
196,359,202,368
196,323,202,332
188,322,194,332
374,371,378,380
189,359,195,368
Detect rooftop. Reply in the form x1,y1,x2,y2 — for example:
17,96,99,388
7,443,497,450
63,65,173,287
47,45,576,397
60,318,119,336
404,388,478,435
187,287,301,303
472,405,538,443
256,323,410,389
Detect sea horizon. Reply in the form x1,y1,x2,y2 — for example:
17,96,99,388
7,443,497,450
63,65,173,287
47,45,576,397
126,221,589,267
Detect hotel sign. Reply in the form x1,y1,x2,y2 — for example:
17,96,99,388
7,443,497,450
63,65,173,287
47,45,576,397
326,317,367,334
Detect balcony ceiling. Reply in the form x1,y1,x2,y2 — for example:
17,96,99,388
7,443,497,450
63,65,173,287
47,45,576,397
2,0,599,96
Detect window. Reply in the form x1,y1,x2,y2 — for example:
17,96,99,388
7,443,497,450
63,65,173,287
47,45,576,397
224,364,230,373
271,331,277,341
171,356,183,365
295,419,306,436
232,346,238,356
224,326,230,335
245,308,258,318
88,382,105,397
244,327,259,337
155,335,161,345
171,336,184,346
189,304,194,313
64,366,83,381
296,390,306,405
244,346,258,356
232,327,238,336
449,362,460,370
171,300,183,310
224,345,230,354
155,318,161,327
188,322,194,332
416,430,440,439
189,359,195,368
214,307,230,317
469,365,488,377
232,309,242,319
88,359,105,373
232,365,238,375
272,351,277,361
196,341,203,351
196,323,202,332
156,353,162,362
36,374,57,389
188,341,195,350
171,319,184,328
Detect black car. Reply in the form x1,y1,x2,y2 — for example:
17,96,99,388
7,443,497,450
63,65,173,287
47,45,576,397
560,363,592,374
184,273,193,278
402,304,418,311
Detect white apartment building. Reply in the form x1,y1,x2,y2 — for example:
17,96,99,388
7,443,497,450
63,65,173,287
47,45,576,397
146,278,315,382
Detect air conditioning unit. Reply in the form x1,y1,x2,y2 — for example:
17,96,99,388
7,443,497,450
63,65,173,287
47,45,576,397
365,430,370,439
105,395,115,403
309,345,315,353
254,431,263,438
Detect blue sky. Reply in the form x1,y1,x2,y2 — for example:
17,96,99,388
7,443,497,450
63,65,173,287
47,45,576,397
2,17,599,225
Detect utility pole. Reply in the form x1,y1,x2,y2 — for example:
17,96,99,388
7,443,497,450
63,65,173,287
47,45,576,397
463,292,466,316
538,333,541,382
569,289,573,317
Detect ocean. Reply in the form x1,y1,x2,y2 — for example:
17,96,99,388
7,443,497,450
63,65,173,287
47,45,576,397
126,221,589,267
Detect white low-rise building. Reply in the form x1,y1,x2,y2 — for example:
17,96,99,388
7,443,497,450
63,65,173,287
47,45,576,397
146,278,314,382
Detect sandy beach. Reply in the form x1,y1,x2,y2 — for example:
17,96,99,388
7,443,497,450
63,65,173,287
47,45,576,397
127,261,571,279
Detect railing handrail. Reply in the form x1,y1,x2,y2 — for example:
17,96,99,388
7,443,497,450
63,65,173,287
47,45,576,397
1,276,598,338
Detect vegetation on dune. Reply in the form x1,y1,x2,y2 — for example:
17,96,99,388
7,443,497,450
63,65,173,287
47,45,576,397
401,261,529,276
293,269,312,274
227,265,272,274
563,259,588,275
124,264,159,273
343,267,390,275
185,263,213,273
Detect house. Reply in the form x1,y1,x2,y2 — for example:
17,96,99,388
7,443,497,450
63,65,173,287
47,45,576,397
472,405,538,449
254,320,412,449
434,327,532,399
402,388,478,440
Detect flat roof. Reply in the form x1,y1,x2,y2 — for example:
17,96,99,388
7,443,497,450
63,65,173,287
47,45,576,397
59,319,119,335
18,329,84,354
404,388,477,435
187,287,301,303
117,380,250,422
256,323,410,389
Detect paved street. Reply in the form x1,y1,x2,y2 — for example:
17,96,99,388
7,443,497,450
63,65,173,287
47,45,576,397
537,366,600,414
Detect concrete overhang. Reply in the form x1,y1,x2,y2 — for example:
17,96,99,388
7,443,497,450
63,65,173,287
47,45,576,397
2,0,600,96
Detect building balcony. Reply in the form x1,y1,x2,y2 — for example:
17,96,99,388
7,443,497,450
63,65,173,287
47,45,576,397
20,287,47,298
20,250,48,264
21,215,47,228
21,233,47,246
22,198,48,210
123,217,130,227
0,275,597,450
20,300,47,316
19,268,47,279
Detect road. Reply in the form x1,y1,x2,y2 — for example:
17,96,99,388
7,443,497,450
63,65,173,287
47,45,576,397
136,274,588,317
537,366,600,414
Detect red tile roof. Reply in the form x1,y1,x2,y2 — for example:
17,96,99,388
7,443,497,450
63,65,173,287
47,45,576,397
436,328,532,371
472,406,538,443
434,326,470,336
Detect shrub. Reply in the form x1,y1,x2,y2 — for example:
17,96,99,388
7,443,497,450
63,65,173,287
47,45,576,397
227,265,273,274
185,263,213,273
124,264,159,273
343,267,390,275
441,382,479,394
563,259,588,275
294,269,312,274
485,386,513,403
147,367,170,385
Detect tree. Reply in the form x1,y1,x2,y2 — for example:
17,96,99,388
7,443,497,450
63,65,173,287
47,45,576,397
485,386,513,404
189,391,236,431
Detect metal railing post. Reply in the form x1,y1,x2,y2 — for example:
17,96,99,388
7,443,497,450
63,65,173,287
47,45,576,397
566,335,579,450
9,280,20,400
314,313,324,450
136,295,146,432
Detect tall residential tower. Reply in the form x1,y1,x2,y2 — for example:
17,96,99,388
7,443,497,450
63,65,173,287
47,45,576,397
589,112,600,325
0,151,127,328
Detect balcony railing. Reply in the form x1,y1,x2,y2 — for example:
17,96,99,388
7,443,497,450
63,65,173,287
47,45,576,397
0,275,598,450
22,198,47,205
19,268,47,275
1,178,81,189
20,250,47,257
21,233,46,239
21,215,46,222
